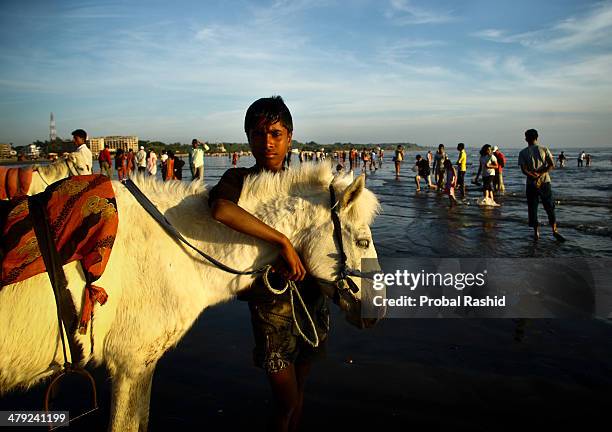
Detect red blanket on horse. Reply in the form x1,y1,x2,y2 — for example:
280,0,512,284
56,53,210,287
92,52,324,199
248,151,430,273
0,166,33,200
0,175,118,333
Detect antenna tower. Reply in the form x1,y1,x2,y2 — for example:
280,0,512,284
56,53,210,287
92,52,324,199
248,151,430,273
49,112,57,142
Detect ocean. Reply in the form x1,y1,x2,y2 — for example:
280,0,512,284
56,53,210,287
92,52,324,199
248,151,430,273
201,147,612,258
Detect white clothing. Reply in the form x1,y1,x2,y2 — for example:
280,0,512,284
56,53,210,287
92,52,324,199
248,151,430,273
74,143,93,174
136,149,147,168
480,154,497,177
191,148,204,168
147,152,158,175
161,154,168,162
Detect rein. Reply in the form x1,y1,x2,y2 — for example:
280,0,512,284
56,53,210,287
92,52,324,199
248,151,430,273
121,177,373,346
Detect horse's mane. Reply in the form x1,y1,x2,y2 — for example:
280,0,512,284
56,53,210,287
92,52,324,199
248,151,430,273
130,163,380,225
35,158,69,178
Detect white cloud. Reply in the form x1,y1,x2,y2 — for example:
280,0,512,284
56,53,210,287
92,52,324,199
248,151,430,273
386,0,454,25
472,2,612,51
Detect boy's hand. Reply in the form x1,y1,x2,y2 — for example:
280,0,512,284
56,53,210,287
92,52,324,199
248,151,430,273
278,240,306,281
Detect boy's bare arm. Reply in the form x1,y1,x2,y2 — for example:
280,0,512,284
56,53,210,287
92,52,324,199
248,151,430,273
211,198,306,281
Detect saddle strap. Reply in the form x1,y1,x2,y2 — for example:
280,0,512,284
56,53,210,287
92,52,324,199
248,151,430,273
28,193,83,367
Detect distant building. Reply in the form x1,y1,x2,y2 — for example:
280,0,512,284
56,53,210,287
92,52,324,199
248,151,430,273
88,136,138,155
27,144,41,159
0,143,12,159
87,137,105,154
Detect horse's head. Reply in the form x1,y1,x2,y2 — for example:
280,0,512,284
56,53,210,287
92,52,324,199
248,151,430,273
298,171,383,327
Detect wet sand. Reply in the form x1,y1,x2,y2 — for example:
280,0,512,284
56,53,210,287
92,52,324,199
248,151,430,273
2,303,611,431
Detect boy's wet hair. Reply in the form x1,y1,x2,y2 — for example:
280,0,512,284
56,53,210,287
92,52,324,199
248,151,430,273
244,95,293,134
457,142,465,150
71,129,87,140
525,129,538,141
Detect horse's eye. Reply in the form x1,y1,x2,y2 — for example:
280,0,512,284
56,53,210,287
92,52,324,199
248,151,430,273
356,239,370,249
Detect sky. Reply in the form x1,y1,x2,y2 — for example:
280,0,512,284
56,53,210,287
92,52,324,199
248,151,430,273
1,0,611,148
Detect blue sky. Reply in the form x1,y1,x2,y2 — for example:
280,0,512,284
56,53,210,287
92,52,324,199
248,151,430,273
1,0,611,148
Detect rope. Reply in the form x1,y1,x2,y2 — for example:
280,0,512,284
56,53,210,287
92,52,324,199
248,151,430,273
262,266,319,348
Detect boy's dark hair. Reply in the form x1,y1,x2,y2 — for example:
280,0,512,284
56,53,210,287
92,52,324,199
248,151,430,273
244,96,293,135
192,139,198,145
457,143,465,151
438,144,445,150
416,154,422,160
525,129,538,141
71,129,87,140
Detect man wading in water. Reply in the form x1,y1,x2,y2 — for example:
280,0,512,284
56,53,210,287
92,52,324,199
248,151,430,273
518,129,565,242
209,96,329,432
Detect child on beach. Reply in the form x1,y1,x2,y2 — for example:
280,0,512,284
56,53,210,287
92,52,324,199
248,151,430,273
414,154,435,191
443,158,458,206
208,96,328,432
393,145,404,178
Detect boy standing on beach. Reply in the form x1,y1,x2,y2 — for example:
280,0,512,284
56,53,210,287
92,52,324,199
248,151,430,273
518,129,564,241
209,96,329,432
456,143,467,198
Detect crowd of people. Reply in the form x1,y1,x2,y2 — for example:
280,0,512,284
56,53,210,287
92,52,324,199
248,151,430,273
92,139,209,182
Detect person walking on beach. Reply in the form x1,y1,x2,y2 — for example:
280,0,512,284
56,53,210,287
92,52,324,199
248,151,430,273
160,150,168,181
519,129,564,241
557,151,566,168
136,146,147,174
209,96,328,432
432,144,446,189
427,150,433,186
115,148,127,180
476,144,498,205
443,158,458,207
147,149,157,176
71,129,92,174
349,147,357,170
126,149,135,175
232,151,239,168
492,146,506,193
456,143,467,198
98,144,112,178
414,154,433,191
578,151,585,167
164,150,175,181
190,139,205,180
393,145,404,178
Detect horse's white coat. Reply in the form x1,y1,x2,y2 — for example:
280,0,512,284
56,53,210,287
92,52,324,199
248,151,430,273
29,154,84,195
0,163,380,431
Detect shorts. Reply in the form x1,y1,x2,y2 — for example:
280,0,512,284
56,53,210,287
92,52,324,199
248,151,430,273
483,175,494,191
247,280,329,374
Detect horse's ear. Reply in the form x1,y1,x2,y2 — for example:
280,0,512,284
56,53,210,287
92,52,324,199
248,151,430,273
338,174,365,210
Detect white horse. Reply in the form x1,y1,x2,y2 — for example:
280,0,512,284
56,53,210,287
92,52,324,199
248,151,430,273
29,153,87,195
0,163,380,431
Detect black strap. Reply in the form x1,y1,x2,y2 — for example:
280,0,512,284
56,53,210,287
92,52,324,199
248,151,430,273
122,179,266,276
329,184,349,279
28,193,82,367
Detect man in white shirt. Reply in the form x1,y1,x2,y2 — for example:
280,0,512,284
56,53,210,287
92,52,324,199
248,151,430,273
71,129,92,174
136,146,147,174
189,139,208,181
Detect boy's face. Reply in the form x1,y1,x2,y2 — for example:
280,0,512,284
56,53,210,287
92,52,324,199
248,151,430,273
248,121,292,172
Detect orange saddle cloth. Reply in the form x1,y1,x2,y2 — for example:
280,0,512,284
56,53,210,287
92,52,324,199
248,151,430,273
0,174,118,332
0,166,33,200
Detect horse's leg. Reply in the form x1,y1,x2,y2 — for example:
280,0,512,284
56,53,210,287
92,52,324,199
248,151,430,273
136,363,156,432
108,365,156,432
